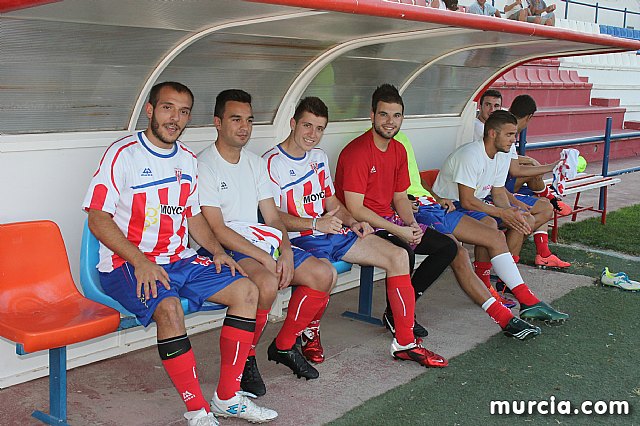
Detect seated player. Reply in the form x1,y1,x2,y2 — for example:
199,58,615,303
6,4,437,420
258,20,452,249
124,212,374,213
432,110,569,323
83,82,277,425
264,96,448,367
197,90,334,394
334,84,543,340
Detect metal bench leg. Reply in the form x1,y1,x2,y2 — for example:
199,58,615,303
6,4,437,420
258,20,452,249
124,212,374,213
32,347,69,426
571,191,581,222
601,186,608,225
342,266,382,326
551,210,559,243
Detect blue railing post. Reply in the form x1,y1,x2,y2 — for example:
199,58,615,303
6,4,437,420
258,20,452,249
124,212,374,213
595,2,599,23
564,0,569,19
518,128,527,156
623,8,627,27
599,117,612,210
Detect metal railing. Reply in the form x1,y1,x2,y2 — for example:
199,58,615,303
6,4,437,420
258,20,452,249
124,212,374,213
560,0,640,27
518,117,640,209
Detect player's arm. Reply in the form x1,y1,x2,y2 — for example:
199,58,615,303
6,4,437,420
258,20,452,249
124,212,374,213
420,178,456,211
87,209,170,299
489,187,532,234
509,157,558,178
458,184,507,218
200,205,272,269
325,195,374,238
344,191,419,245
259,197,294,289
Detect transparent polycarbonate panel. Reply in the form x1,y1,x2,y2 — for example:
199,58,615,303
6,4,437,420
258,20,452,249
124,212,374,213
0,18,186,133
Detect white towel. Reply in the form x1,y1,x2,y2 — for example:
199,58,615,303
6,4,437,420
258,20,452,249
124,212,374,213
226,221,282,259
551,148,580,196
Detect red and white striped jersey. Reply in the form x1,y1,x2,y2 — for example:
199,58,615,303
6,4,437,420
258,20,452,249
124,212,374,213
263,145,334,238
83,131,199,272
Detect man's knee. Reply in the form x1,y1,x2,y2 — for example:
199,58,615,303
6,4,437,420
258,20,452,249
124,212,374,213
153,297,185,329
480,216,498,229
389,244,410,272
232,277,260,308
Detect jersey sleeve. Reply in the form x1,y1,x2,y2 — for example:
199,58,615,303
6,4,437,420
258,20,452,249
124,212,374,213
394,143,411,193
450,147,482,190
82,143,127,215
196,157,222,208
263,151,283,208
255,156,275,202
493,153,512,188
337,144,369,195
320,151,335,197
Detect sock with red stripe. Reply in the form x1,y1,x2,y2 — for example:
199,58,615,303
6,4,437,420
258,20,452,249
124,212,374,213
533,186,554,200
482,297,514,328
491,253,540,305
473,261,493,288
248,308,269,357
217,315,256,400
275,287,328,350
159,335,209,412
533,231,552,258
386,275,415,346
311,294,330,323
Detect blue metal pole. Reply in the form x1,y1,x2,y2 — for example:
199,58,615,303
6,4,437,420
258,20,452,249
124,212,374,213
518,128,527,155
564,0,569,19
599,117,612,210
595,2,599,23
623,8,627,28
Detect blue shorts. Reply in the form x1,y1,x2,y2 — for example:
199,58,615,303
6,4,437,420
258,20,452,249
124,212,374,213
99,255,242,327
291,231,359,263
484,193,538,208
452,201,490,222
197,246,313,270
414,204,464,235
505,174,536,196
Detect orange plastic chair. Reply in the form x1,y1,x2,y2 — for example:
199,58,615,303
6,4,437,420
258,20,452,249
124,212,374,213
0,220,120,426
420,169,440,188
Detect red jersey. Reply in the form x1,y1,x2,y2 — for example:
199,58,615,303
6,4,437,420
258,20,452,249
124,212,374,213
334,130,410,217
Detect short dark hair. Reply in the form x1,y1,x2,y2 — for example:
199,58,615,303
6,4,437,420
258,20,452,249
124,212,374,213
293,97,329,122
214,89,252,118
479,89,502,107
484,110,518,138
509,94,537,119
371,84,404,113
443,0,459,10
148,81,194,108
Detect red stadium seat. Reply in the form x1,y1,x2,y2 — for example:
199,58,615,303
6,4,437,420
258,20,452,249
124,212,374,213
420,169,440,187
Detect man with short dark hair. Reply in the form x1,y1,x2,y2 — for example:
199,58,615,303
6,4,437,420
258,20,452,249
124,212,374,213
83,82,277,425
432,109,569,323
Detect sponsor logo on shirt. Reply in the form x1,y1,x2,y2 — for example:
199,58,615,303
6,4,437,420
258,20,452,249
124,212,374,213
160,204,185,215
303,191,326,204
289,169,296,176
370,166,377,174
141,167,153,177
220,181,228,190
482,184,492,192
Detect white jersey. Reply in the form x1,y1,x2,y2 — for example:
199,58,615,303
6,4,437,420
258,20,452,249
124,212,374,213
197,143,273,223
263,145,334,238
473,117,484,142
83,131,199,272
432,142,511,201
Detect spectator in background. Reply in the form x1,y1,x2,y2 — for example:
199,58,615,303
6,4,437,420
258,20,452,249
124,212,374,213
527,0,556,25
443,0,460,10
467,0,501,17
504,0,529,21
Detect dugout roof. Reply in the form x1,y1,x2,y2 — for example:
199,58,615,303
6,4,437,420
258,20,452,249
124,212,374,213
2,0,640,134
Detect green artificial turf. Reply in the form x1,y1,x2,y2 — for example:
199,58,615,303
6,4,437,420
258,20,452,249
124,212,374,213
331,286,640,425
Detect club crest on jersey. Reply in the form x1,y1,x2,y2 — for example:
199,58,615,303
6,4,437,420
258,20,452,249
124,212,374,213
141,167,153,177
174,167,182,183
310,162,319,173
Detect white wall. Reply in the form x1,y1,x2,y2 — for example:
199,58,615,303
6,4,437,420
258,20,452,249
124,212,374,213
0,114,466,388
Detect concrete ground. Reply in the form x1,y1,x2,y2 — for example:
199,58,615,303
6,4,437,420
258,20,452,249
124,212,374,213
0,158,637,426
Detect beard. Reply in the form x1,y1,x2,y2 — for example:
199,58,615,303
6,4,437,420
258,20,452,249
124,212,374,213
150,115,183,146
373,122,399,140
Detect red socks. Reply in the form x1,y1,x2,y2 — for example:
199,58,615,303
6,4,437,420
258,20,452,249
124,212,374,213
484,298,514,328
511,284,541,306
248,308,270,357
217,322,255,400
161,348,210,412
534,231,552,258
387,275,415,346
275,287,329,350
534,186,553,200
473,261,492,288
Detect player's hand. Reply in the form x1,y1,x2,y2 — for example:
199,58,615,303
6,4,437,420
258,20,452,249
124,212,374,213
499,207,532,235
437,198,456,212
213,252,247,277
350,221,374,238
547,4,556,12
397,223,423,246
275,248,294,290
316,207,343,234
133,258,170,300
514,200,531,212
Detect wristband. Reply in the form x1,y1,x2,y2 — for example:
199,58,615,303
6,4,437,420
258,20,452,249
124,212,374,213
312,217,318,231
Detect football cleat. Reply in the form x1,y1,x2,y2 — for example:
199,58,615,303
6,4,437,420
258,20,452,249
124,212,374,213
184,408,219,426
502,317,541,340
382,309,429,338
210,392,277,423
549,197,573,216
495,280,513,295
240,355,266,397
267,340,319,380
520,301,569,324
390,339,448,367
600,267,640,291
488,285,517,309
300,327,324,364
535,254,571,269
